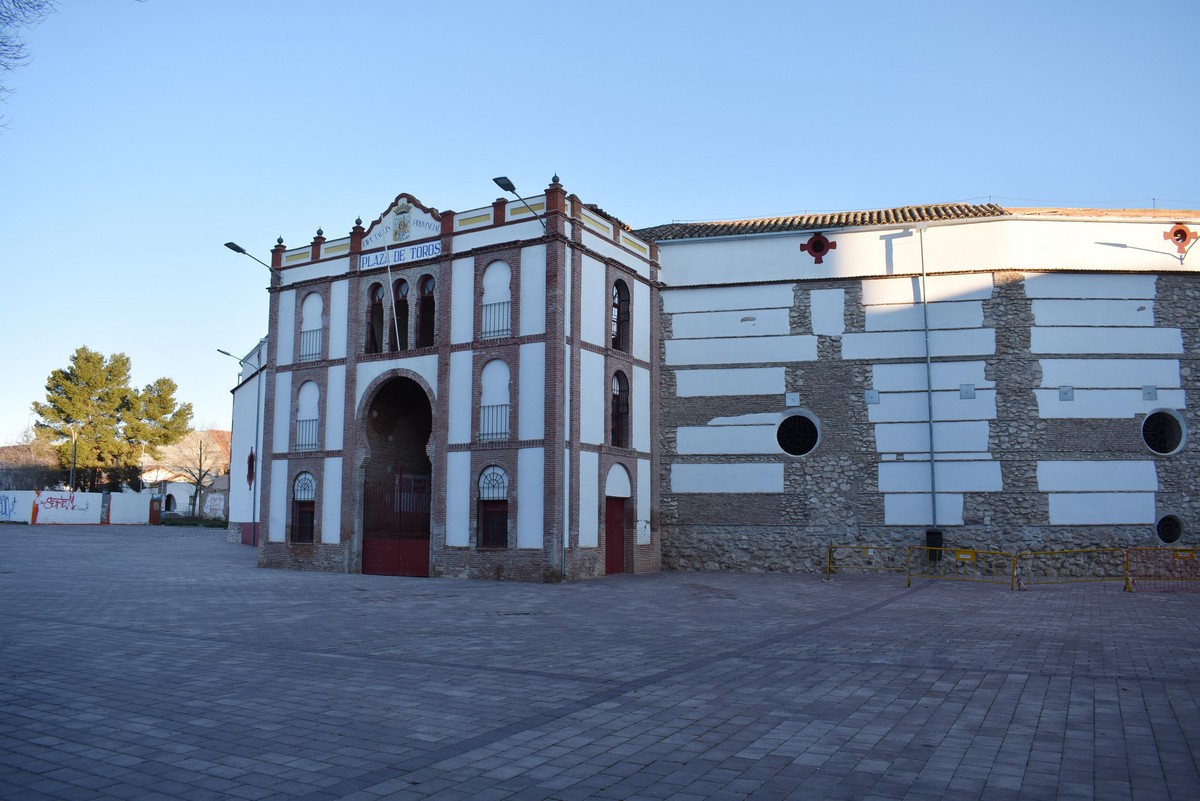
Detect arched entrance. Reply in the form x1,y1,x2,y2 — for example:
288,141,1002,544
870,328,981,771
361,377,433,576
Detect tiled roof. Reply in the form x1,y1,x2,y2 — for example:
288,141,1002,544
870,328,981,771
633,203,1009,242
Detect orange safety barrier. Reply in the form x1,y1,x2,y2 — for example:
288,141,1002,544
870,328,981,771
906,547,1016,589
824,545,912,580
1014,548,1125,590
1124,548,1200,592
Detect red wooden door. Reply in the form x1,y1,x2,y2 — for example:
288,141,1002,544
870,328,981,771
605,497,626,575
362,476,430,577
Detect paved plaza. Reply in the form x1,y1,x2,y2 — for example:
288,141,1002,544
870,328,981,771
1,525,1198,801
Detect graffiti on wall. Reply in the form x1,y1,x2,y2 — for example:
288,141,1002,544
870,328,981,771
0,495,21,521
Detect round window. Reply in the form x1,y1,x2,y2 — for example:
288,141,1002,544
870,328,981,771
1156,515,1183,544
777,414,819,456
1142,410,1185,455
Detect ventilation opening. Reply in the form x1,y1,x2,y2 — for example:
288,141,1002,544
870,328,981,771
777,414,819,456
1157,515,1183,545
1143,410,1185,455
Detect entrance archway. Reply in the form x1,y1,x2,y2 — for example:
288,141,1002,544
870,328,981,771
604,464,631,575
361,377,433,576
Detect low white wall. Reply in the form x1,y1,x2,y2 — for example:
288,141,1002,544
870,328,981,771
0,491,36,523
110,493,152,524
0,490,155,525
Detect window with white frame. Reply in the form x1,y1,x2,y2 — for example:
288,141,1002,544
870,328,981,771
292,471,316,544
299,292,323,361
477,465,508,548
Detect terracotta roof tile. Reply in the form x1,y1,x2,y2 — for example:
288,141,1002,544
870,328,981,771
634,202,1009,242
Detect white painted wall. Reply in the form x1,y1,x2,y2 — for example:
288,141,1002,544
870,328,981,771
563,344,571,442
1034,389,1187,419
579,450,599,547
670,463,784,493
355,354,438,411
633,366,651,452
445,451,471,547
321,458,342,543
519,343,545,441
666,335,818,366
268,460,288,541
325,365,345,451
450,257,475,345
520,244,547,336
276,289,296,365
108,492,151,524
884,493,964,526
677,425,778,454
1030,327,1182,355
1032,299,1154,327
879,461,1002,493
874,421,991,454
636,458,651,545
865,301,983,331
872,361,993,392
579,350,605,445
281,256,350,284
272,371,292,453
517,448,544,549
580,255,607,347
480,359,510,406
1048,493,1156,525
867,390,997,423
676,367,785,397
662,284,793,313
447,351,473,444
633,280,651,362
329,280,348,359
1039,359,1179,389
843,329,995,361
810,289,845,335
671,308,791,339
1037,461,1157,492
1024,272,1156,299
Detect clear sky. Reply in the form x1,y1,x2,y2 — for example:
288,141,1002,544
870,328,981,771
1,0,1196,445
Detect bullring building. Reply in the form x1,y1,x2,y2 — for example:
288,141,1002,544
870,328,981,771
224,178,1199,579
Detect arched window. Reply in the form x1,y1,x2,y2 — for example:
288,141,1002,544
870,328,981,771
296,382,320,451
611,280,630,352
391,279,409,351
481,260,512,339
416,275,436,348
366,283,385,354
611,371,629,448
299,292,323,361
478,466,508,549
479,360,511,441
292,471,316,544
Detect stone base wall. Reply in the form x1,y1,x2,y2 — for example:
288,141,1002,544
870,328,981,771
259,542,350,572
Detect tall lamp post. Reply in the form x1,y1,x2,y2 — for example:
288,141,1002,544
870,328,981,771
223,240,276,545
65,422,79,491
493,176,548,230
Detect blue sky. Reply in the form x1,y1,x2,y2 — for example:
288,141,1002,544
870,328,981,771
1,0,1196,444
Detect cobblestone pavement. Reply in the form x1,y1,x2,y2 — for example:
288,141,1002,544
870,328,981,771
1,525,1198,801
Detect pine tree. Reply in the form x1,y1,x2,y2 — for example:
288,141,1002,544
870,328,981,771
32,347,193,491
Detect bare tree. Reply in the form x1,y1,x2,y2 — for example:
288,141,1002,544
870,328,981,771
161,430,230,516
1,1,54,108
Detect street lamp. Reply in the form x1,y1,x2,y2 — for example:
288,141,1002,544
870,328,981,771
224,241,279,274
65,423,79,491
218,346,265,546
492,176,547,230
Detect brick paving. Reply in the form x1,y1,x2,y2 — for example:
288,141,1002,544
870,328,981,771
1,525,1198,801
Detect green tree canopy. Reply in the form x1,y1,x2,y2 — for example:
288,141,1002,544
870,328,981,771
32,347,193,491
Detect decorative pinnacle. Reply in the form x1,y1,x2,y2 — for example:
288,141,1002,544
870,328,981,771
316,227,324,237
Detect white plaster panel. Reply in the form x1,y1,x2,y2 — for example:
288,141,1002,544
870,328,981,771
676,367,786,397
579,451,599,547
670,463,784,494
579,350,605,445
228,372,264,522
1024,272,1156,299
1048,493,1156,525
878,461,1002,493
519,244,547,336
563,447,570,549
324,365,345,452
518,448,544,549
661,284,794,313
281,256,349,285
272,371,292,453
633,280,651,362
445,452,471,547
563,345,571,442
867,390,997,423
637,458,651,545
1034,388,1187,418
450,257,475,345
810,289,846,335
1032,299,1154,327
1037,461,1158,492
321,458,342,544
865,301,983,331
861,273,993,305
666,335,818,366
1039,359,1180,389
884,493,965,526
580,255,607,347
447,350,473,444
873,421,991,454
451,218,543,252
581,230,652,279
564,247,573,338
276,289,296,366
1030,328,1182,355
604,464,631,497
519,343,545,441
708,413,780,426
677,425,778,454
671,308,791,339
355,355,438,411
872,361,993,392
633,366,651,452
268,459,288,542
843,329,995,360
329,280,348,359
